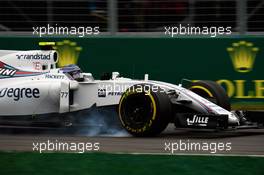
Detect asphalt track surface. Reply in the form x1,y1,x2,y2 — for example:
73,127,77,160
0,124,263,155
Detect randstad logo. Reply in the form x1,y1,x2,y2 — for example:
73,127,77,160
53,40,82,67
227,41,259,73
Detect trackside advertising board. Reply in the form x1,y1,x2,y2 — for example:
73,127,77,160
0,37,264,110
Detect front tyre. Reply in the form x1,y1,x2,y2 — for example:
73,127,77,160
190,80,231,111
118,84,171,137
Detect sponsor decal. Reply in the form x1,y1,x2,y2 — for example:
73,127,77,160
98,89,106,97
98,89,123,97
216,79,264,99
0,88,40,101
192,41,263,108
187,115,209,126
0,68,17,76
0,61,44,79
45,74,65,79
107,92,123,96
33,62,42,70
217,41,263,99
16,53,51,60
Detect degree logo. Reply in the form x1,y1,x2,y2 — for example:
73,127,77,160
0,88,40,101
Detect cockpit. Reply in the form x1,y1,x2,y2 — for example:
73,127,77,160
60,64,83,81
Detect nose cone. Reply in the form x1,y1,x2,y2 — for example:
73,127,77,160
228,113,239,126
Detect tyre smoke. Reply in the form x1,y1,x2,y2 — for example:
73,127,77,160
75,107,130,137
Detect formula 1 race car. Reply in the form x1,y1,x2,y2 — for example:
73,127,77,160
0,42,263,136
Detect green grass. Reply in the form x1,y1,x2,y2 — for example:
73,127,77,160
0,152,263,175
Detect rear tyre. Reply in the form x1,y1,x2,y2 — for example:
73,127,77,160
190,80,231,111
118,84,172,137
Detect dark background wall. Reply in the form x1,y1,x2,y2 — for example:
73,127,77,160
0,36,263,109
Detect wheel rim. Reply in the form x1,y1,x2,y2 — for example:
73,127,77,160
120,93,155,129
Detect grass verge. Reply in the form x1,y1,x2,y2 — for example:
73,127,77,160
0,152,263,175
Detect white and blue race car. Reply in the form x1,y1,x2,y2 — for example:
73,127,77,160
0,42,262,136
